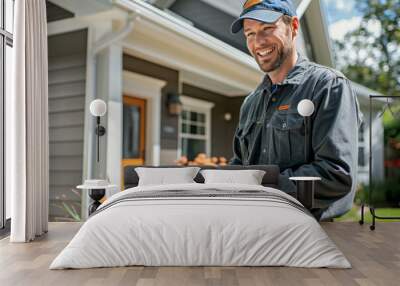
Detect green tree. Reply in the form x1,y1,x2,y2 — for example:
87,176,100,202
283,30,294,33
333,0,400,207
334,0,400,97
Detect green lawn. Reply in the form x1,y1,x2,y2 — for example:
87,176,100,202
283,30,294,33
334,206,400,222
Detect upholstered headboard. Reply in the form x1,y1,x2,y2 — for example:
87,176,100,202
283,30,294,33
124,165,280,190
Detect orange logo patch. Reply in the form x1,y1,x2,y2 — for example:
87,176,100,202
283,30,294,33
243,0,262,10
278,105,290,111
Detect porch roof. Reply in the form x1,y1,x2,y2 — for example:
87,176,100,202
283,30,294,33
115,0,263,96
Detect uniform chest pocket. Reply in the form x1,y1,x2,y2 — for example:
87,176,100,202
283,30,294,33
270,111,304,131
269,112,305,166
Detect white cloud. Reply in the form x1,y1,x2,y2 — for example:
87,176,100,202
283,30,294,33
329,16,362,41
328,17,382,41
324,0,355,14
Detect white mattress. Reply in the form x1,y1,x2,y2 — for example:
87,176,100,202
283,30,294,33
50,183,350,269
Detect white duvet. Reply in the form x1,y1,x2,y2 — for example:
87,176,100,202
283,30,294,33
50,183,351,269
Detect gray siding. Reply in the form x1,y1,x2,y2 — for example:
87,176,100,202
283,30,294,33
170,0,248,54
48,30,87,221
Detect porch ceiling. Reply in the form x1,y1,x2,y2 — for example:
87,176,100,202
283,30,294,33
49,0,111,16
180,70,249,97
119,6,264,96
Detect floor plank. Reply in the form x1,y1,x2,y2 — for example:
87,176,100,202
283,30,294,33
0,222,399,286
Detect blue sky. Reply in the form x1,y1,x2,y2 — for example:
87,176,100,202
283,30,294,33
321,0,384,69
321,0,364,41
322,0,362,24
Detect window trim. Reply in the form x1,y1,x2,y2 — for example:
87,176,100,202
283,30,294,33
358,122,368,172
0,28,12,40
178,96,214,159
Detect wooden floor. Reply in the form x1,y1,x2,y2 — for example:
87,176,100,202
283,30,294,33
0,222,399,286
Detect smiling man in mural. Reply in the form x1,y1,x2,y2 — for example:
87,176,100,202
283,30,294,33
229,0,361,220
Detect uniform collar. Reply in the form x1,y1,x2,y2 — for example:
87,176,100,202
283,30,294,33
260,53,309,90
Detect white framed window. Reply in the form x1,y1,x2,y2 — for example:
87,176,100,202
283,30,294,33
178,96,214,160
358,122,368,170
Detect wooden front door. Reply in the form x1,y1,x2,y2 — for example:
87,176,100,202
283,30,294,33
122,96,146,187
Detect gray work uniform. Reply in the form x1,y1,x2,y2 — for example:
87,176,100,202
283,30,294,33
230,54,361,219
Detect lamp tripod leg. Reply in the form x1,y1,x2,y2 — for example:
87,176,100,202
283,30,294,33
370,207,376,231
359,204,364,225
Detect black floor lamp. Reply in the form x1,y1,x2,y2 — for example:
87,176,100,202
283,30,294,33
289,100,321,211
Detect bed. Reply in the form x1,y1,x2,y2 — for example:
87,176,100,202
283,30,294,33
50,165,350,269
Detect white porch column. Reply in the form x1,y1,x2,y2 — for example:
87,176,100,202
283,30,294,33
96,44,123,192
82,16,135,218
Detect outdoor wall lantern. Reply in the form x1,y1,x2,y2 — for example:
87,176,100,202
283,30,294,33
167,93,182,116
224,112,232,122
89,99,107,162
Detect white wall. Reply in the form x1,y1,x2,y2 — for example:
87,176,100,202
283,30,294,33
357,107,385,185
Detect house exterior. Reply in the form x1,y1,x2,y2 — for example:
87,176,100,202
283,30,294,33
46,0,385,221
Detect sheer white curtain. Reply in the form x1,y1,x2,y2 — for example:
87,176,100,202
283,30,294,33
8,0,49,242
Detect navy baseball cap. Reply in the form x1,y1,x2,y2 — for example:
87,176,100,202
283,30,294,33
231,0,297,34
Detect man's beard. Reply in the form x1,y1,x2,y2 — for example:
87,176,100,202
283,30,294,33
257,44,292,73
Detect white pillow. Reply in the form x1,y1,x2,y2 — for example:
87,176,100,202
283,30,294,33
200,169,266,185
135,167,200,186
